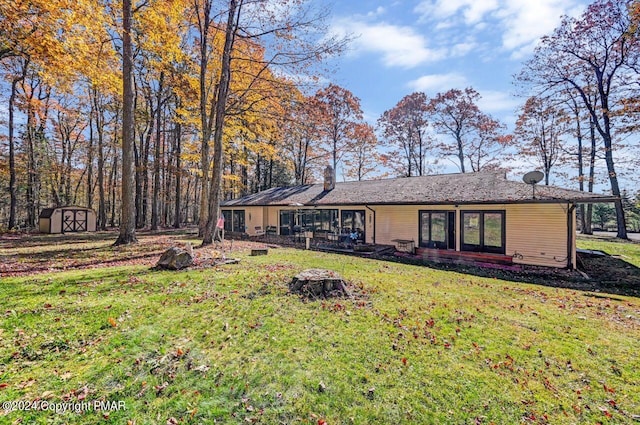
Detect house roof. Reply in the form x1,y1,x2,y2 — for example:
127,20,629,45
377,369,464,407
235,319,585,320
222,171,618,207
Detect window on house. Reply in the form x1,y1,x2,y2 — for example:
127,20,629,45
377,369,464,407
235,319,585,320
419,211,455,249
221,210,245,232
222,210,232,232
341,210,365,242
279,209,339,236
233,210,245,233
461,211,505,254
279,210,294,235
299,209,338,234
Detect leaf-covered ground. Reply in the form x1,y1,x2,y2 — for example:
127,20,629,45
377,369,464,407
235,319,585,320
0,229,255,277
0,230,639,424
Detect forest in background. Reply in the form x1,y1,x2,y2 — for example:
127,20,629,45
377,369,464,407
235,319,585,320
1,0,640,242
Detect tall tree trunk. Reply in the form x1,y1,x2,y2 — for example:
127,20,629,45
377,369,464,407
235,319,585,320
202,0,239,245
574,105,588,234
109,148,118,228
456,133,466,173
174,119,182,228
583,117,599,235
141,123,152,228
26,103,37,227
93,87,107,230
163,112,171,226
87,109,94,209
184,177,192,226
597,100,627,239
8,68,25,229
151,72,164,230
196,0,214,237
193,177,200,224
115,0,137,245
64,122,76,205
134,135,142,226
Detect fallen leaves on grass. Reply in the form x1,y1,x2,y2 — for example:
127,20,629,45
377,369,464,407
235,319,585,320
0,230,265,277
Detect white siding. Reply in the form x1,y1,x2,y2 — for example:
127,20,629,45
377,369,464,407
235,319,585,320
244,207,263,235
505,203,571,268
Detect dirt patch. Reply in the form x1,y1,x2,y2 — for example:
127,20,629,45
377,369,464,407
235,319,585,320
383,252,640,298
577,253,640,296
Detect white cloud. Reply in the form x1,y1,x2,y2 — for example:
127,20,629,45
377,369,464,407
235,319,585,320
329,19,446,68
497,0,586,58
414,0,586,57
367,6,386,18
450,40,478,57
407,73,469,93
476,90,520,114
415,0,499,25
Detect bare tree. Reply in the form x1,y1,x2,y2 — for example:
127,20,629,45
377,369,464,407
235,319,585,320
515,96,568,185
517,0,638,239
378,92,434,177
429,87,482,173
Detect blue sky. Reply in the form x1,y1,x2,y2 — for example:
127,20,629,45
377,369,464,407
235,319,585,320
322,0,590,129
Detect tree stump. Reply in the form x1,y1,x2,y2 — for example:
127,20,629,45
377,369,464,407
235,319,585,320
289,269,351,299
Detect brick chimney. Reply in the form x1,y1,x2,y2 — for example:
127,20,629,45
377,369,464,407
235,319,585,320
323,165,335,191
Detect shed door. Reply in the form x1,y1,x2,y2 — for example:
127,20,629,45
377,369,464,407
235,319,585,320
62,209,87,232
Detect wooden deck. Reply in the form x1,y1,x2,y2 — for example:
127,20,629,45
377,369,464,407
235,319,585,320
314,243,396,257
416,248,514,266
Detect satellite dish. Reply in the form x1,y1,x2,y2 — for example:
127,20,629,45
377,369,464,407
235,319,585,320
522,170,544,185
522,171,544,198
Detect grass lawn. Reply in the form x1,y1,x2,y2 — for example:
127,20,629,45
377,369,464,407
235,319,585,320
1,232,639,424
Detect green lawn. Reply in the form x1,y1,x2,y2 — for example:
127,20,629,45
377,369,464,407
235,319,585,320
1,237,639,424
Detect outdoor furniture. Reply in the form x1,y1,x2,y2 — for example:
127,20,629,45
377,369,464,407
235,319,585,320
392,239,415,254
265,226,277,235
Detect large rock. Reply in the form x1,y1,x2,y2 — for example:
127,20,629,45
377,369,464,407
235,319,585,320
156,246,193,270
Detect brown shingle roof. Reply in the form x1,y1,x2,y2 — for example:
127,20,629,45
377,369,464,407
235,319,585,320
222,171,617,207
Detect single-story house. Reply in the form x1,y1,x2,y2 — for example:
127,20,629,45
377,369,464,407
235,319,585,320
39,206,97,233
221,169,616,269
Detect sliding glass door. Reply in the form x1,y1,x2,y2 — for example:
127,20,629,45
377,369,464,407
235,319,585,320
419,211,455,249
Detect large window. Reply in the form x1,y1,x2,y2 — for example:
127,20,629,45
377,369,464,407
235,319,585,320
233,210,245,233
301,209,338,234
279,210,295,235
461,211,505,254
221,210,245,232
341,210,365,243
279,209,339,236
222,210,232,232
419,211,455,249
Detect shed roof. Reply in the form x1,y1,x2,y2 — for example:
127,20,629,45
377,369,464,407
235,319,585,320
38,206,95,219
222,171,617,207
39,208,56,218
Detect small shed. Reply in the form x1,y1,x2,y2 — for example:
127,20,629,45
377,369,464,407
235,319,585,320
39,206,97,233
